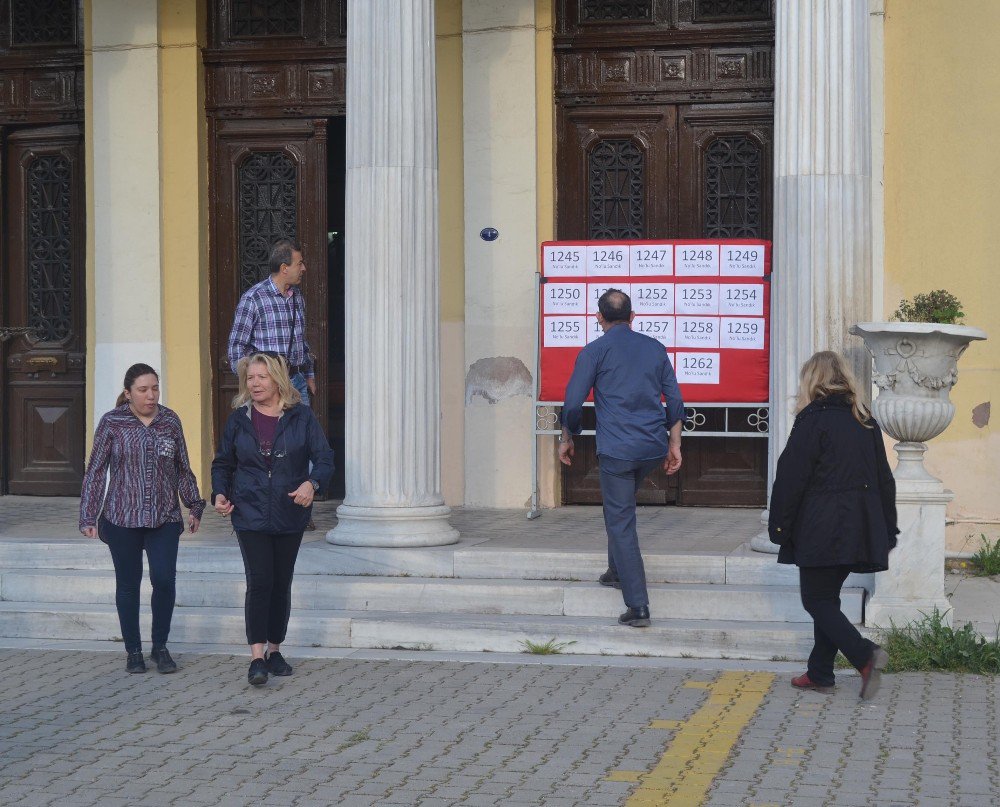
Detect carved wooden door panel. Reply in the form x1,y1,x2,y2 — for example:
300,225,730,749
209,118,328,443
557,108,680,505
2,125,86,495
675,104,772,506
557,104,772,507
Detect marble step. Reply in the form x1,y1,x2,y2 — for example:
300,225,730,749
0,540,874,590
0,569,864,623
0,601,821,661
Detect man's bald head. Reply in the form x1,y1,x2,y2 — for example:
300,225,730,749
598,288,632,323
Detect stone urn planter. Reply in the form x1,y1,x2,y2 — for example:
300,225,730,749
850,321,986,629
849,322,987,481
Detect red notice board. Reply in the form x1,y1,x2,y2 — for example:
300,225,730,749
538,239,771,404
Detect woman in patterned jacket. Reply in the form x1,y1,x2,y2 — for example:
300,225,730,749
80,363,205,674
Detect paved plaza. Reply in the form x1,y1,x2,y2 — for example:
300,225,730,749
1,646,998,807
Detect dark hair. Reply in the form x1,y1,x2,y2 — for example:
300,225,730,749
269,238,303,275
598,288,632,322
116,363,159,407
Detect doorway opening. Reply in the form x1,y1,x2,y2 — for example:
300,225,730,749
325,116,346,499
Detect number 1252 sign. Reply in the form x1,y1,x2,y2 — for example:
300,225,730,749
538,240,770,404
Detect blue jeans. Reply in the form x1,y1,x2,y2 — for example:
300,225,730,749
291,372,310,406
598,454,664,609
100,518,182,653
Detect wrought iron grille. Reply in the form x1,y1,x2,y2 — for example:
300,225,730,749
231,0,302,37
238,152,297,292
26,155,74,342
588,139,645,240
705,136,762,238
11,0,76,45
581,0,653,21
694,0,771,22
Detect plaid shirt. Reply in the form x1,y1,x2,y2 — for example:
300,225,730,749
227,277,313,376
79,405,206,531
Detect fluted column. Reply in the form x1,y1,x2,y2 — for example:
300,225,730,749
752,0,873,552
329,0,459,547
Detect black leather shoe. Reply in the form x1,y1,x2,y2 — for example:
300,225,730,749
126,651,146,673
248,658,268,687
265,650,293,676
618,606,651,627
598,568,622,589
150,647,177,674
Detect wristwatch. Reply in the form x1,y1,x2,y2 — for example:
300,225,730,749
309,479,320,492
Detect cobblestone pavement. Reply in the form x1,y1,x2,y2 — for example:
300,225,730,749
1,649,998,806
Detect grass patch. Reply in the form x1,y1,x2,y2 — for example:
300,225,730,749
337,728,371,751
876,609,1000,674
519,637,577,655
970,534,1000,576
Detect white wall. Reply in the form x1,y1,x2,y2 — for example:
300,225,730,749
89,0,163,420
462,0,539,507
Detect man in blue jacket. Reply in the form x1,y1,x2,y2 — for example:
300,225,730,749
560,289,684,627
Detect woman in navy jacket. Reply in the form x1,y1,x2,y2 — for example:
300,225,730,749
211,352,334,686
769,351,898,700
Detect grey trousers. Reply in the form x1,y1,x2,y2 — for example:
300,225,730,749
598,454,664,609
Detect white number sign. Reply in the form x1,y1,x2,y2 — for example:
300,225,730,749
586,245,629,276
633,316,675,347
675,244,719,276
543,316,587,347
675,352,721,384
720,317,765,350
543,245,585,277
675,316,720,348
631,283,674,315
674,284,719,315
629,244,673,276
542,283,586,314
721,246,765,277
719,284,763,315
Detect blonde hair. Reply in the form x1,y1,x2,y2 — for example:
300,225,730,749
232,353,302,410
796,351,872,426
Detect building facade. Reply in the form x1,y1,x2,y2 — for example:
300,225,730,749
0,0,995,552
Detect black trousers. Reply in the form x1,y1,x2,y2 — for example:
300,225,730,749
799,565,875,686
236,531,304,645
101,518,182,654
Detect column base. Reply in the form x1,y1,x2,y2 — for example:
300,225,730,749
750,509,779,554
328,503,460,547
865,596,953,631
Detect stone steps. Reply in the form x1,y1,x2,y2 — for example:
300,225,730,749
0,568,864,623
0,601,819,661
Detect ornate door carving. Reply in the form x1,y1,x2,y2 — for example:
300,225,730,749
555,0,773,507
2,125,86,494
209,118,328,440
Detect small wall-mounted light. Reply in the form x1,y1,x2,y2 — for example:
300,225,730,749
479,227,499,242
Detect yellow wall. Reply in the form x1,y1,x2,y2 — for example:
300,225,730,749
884,0,1000,550
437,0,465,504
158,0,212,486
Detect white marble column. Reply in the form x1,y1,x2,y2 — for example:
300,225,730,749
751,0,873,552
329,0,459,547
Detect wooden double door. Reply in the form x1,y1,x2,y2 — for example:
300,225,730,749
0,125,86,495
557,103,772,506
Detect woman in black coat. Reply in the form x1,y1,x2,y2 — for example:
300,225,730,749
211,352,334,686
769,351,898,700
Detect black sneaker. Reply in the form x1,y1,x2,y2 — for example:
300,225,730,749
126,651,146,674
598,568,622,589
248,658,268,687
265,650,293,676
150,647,177,674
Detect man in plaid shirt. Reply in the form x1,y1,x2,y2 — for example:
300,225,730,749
227,238,316,405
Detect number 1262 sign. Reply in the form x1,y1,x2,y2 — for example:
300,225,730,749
538,240,770,403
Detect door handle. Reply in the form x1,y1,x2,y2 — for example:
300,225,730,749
26,356,59,367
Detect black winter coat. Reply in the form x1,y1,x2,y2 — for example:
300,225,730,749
211,403,334,535
768,394,898,573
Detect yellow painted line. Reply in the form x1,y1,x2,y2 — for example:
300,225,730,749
607,671,775,806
